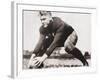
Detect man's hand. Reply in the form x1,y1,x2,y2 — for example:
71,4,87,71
28,54,36,68
33,54,48,67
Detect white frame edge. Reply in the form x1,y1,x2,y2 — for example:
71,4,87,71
11,1,97,78
11,1,18,78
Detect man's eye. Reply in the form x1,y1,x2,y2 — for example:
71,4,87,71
41,18,46,20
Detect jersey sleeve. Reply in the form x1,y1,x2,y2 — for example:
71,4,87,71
45,32,63,56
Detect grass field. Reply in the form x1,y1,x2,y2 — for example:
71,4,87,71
23,51,91,69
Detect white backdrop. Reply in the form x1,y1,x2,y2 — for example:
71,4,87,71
0,0,100,80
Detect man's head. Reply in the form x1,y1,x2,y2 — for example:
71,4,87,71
39,11,52,27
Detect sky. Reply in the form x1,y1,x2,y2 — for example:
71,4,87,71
23,10,91,53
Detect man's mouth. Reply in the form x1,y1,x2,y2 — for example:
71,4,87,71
43,24,48,28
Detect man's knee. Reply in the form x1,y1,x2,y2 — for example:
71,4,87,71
64,31,77,53
64,42,75,53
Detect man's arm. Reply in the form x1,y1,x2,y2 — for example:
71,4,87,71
31,32,63,67
31,20,65,67
45,32,63,57
33,33,45,55
28,33,45,68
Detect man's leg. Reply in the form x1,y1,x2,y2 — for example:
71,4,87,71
64,31,88,66
68,47,89,66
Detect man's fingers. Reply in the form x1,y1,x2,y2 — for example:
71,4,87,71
34,61,40,66
28,59,34,67
28,57,36,68
37,62,41,67
29,54,36,63
33,58,42,67
28,59,32,65
32,58,37,61
28,57,43,67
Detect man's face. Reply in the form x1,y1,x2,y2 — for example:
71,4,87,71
40,15,51,27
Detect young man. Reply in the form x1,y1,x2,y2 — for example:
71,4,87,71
28,11,89,68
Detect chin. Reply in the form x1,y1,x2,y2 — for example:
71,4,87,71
43,24,48,28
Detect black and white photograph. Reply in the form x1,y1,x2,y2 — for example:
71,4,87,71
23,10,91,69
11,2,97,78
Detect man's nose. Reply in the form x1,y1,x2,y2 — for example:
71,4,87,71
41,20,45,23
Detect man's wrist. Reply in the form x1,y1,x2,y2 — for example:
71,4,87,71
42,53,48,60
31,53,36,58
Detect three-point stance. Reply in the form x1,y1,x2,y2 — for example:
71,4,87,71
28,11,88,68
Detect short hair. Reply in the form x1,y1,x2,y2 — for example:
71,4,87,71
39,11,52,16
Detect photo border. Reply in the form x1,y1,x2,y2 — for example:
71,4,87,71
11,1,97,78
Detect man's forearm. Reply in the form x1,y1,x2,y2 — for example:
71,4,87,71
33,42,42,54
33,34,45,54
45,42,58,57
42,53,48,61
45,33,62,57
